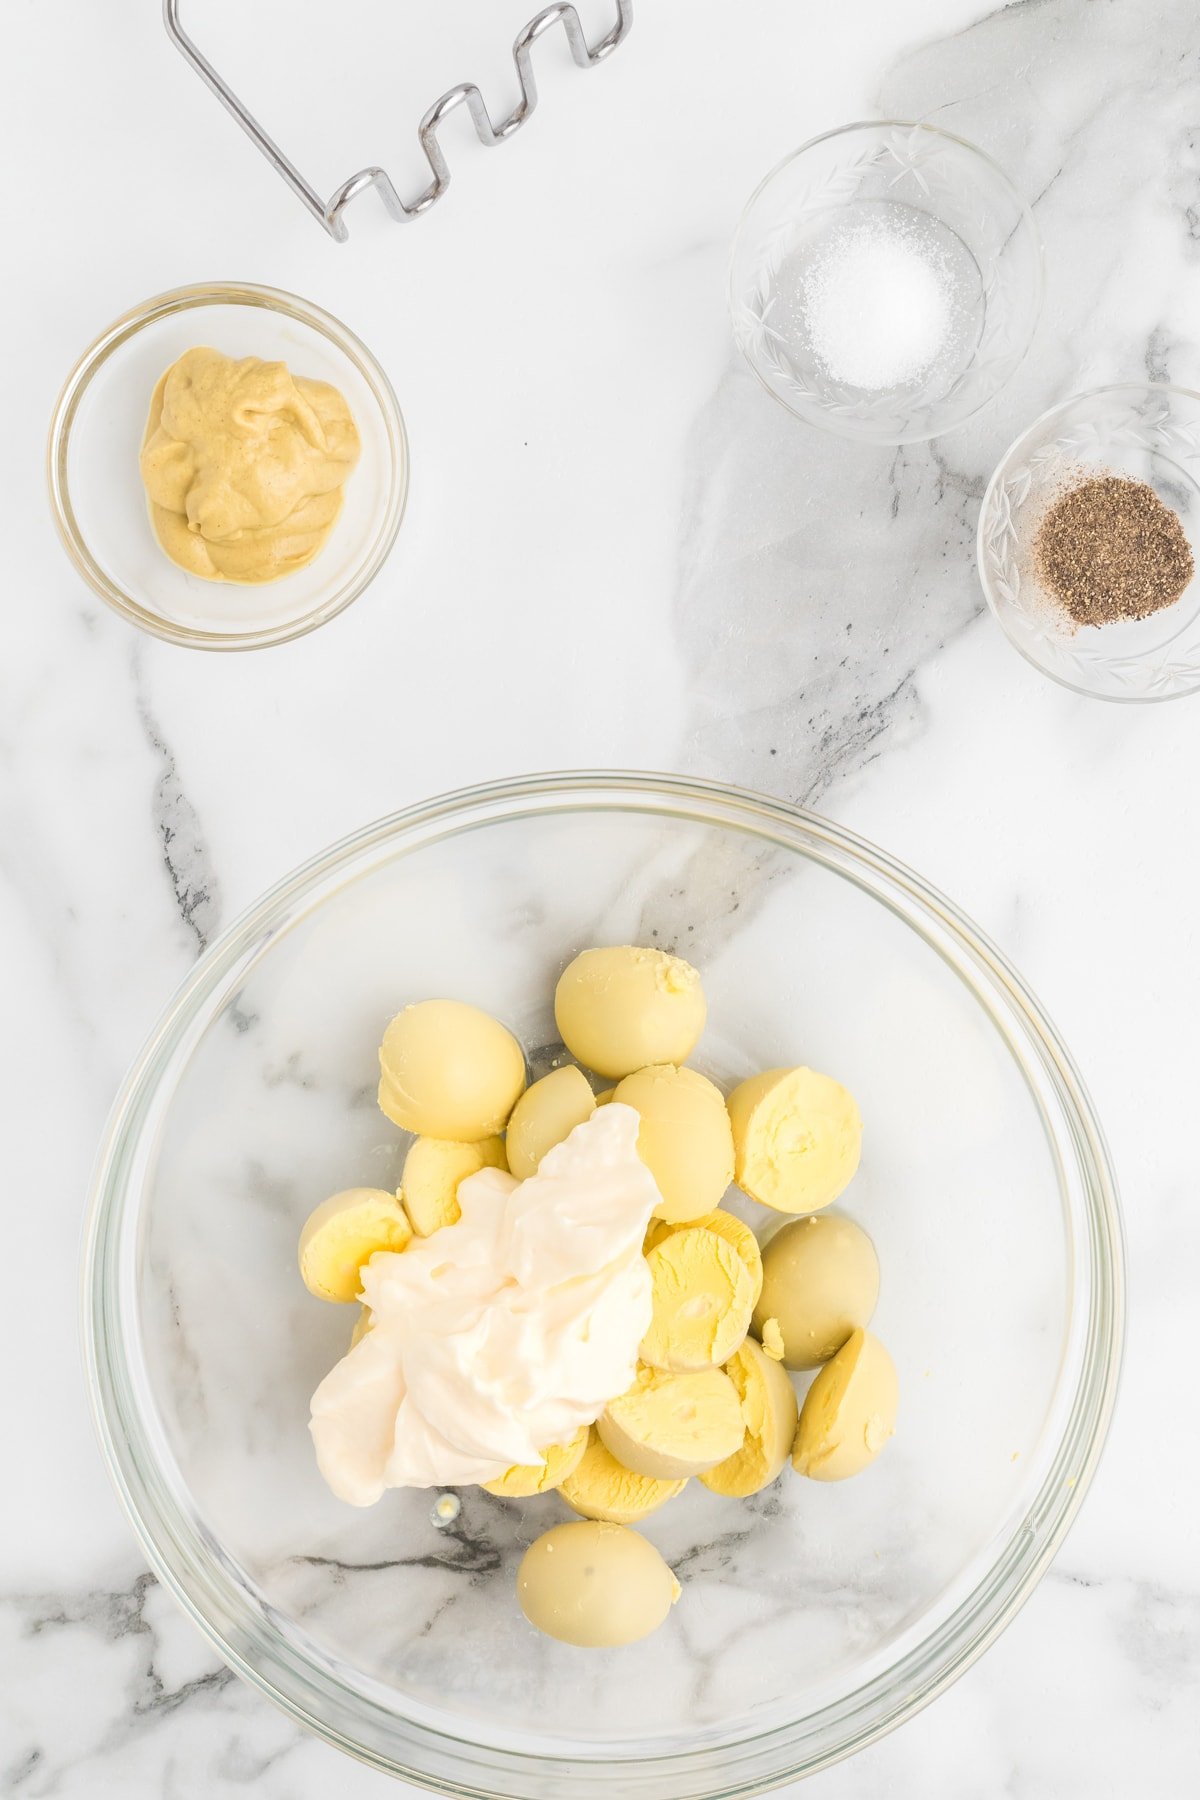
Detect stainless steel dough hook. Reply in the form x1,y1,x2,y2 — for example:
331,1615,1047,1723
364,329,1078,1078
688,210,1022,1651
163,0,635,242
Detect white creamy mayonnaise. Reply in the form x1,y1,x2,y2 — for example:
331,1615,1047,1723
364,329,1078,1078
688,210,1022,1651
309,1102,661,1503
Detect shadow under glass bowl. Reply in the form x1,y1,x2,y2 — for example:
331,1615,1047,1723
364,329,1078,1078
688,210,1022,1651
730,121,1043,446
978,383,1200,702
84,774,1122,1798
47,282,408,651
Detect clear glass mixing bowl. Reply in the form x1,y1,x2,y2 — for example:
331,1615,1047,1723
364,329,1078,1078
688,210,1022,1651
84,774,1122,1796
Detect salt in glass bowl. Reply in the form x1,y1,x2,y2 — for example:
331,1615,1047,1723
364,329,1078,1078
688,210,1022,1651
730,121,1043,445
83,773,1123,1797
47,282,408,651
978,383,1200,702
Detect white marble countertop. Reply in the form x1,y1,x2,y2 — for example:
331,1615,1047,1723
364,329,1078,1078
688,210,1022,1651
4,0,1199,1793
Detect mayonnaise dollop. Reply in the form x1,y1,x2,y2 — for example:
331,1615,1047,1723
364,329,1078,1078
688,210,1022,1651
309,1103,661,1503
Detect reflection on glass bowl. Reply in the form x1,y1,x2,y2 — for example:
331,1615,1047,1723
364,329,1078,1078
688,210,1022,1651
84,773,1122,1798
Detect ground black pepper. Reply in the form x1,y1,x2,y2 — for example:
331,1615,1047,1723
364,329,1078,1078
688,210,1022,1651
1033,473,1194,628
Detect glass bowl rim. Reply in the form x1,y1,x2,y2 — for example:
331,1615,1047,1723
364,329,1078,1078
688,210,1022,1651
728,118,1045,446
82,770,1124,1796
46,279,409,652
977,380,1200,704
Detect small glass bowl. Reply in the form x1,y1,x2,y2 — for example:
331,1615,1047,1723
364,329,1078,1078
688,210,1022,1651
730,121,1043,445
47,282,408,651
978,384,1200,702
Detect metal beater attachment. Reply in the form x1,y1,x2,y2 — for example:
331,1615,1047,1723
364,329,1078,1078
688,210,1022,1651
163,0,634,242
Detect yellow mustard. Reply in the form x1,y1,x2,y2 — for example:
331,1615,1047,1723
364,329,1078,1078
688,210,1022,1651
139,346,359,583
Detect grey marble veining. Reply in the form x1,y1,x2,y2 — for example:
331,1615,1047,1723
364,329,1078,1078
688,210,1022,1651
134,649,222,956
674,0,1200,804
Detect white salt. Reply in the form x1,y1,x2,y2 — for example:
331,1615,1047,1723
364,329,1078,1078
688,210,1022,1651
800,218,953,391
